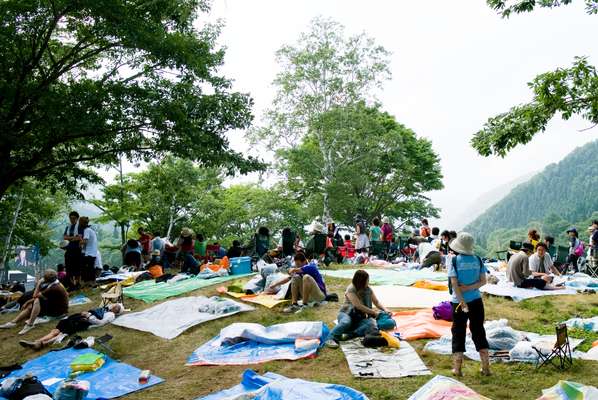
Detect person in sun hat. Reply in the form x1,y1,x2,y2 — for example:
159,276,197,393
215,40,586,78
177,227,195,255
381,216,393,243
447,232,490,377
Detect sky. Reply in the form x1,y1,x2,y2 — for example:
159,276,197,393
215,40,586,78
112,1,598,229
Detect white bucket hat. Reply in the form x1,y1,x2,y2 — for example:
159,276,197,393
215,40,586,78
449,232,475,256
311,221,324,233
382,217,390,224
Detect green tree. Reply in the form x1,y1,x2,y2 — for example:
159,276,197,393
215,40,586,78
283,104,443,227
0,181,68,278
249,17,391,218
0,0,262,201
130,157,223,241
472,0,598,156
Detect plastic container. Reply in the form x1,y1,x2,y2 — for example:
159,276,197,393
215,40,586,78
139,370,151,385
229,257,252,275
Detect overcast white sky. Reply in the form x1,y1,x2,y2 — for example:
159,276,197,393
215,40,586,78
194,0,597,228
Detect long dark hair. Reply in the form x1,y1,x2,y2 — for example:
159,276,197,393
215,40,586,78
352,269,369,291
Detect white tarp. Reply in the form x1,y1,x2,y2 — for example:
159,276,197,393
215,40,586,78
113,296,253,339
341,339,431,378
480,282,577,302
372,285,448,309
218,321,323,345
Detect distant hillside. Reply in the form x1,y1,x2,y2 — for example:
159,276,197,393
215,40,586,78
447,172,536,230
466,140,598,246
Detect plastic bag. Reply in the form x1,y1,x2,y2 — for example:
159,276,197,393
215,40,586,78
198,296,241,315
70,353,105,373
54,380,90,400
432,301,453,321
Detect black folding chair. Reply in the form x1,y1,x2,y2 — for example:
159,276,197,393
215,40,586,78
533,323,572,370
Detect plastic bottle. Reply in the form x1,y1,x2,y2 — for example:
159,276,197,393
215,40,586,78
139,370,150,384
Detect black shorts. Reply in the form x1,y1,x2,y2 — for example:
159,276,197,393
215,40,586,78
56,314,91,335
38,298,66,318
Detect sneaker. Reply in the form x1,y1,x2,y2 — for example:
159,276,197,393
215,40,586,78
294,305,307,314
283,304,301,313
0,322,16,329
18,324,34,335
325,339,339,349
19,340,41,350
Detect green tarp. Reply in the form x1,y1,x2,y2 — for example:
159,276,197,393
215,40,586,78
124,274,254,303
321,269,446,286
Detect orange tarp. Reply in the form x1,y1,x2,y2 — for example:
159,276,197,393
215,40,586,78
412,280,448,291
393,309,451,340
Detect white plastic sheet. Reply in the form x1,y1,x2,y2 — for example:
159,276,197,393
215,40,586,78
218,321,323,345
373,285,448,308
113,296,253,339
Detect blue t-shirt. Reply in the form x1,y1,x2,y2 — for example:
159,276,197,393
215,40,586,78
447,255,487,303
299,262,327,295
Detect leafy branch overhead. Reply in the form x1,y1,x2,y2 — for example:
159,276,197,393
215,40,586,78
0,0,263,200
473,1,598,157
472,58,598,157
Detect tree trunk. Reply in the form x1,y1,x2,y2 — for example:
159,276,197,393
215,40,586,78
120,223,126,246
1,188,25,282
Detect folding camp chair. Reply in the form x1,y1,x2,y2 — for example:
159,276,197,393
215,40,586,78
585,252,598,278
100,282,124,308
533,323,572,370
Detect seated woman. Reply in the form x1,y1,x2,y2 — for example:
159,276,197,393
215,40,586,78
19,303,123,351
0,270,69,335
326,269,388,348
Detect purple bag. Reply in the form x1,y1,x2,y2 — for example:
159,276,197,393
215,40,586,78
432,301,453,321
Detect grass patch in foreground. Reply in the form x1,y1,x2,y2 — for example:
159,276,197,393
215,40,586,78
0,268,597,399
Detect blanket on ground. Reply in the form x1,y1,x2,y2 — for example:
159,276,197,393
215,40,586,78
197,369,369,400
321,268,446,286
407,375,491,400
0,348,163,399
113,296,253,339
123,273,253,302
392,309,452,340
187,321,328,366
341,339,431,378
373,285,448,309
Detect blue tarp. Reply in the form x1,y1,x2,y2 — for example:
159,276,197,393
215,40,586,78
0,348,163,399
197,369,369,400
187,322,329,366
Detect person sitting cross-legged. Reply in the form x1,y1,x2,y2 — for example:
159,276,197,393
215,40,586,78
326,269,388,349
508,242,563,290
267,253,327,313
0,269,69,335
529,242,561,278
19,303,123,351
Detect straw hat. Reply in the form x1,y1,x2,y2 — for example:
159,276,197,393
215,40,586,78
449,232,475,256
382,217,390,224
311,221,324,233
180,227,193,237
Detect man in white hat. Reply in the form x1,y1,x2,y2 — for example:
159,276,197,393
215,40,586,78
447,232,490,377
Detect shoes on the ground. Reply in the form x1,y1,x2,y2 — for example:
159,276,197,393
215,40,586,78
19,340,42,350
325,339,339,349
18,323,34,335
0,321,16,329
294,305,307,314
283,304,301,313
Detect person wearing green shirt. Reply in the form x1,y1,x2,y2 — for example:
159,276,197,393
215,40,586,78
194,233,208,257
369,218,382,242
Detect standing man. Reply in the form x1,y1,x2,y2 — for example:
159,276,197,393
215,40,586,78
63,211,84,289
79,217,98,286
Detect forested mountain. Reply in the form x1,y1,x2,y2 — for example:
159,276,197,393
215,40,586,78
466,140,598,253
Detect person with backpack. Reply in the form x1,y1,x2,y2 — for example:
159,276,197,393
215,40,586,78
447,232,490,377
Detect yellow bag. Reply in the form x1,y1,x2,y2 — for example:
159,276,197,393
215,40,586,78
70,353,105,373
380,331,401,348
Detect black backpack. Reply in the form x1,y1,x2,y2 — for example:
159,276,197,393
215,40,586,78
448,255,484,295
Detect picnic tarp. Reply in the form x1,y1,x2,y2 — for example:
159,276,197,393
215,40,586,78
68,294,92,306
564,316,598,332
187,321,328,366
538,380,598,399
112,296,254,339
341,339,431,378
393,309,452,340
321,269,446,286
407,375,491,400
218,287,289,309
197,369,369,400
123,273,254,302
480,282,577,302
373,285,449,309
0,348,163,399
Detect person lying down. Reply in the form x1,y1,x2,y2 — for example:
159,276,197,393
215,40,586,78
19,303,123,351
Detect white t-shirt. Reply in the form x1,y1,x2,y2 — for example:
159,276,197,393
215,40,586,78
529,253,554,274
418,242,436,262
83,227,98,257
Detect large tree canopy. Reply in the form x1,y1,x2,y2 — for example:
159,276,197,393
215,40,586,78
472,0,598,157
283,104,443,227
248,17,391,218
0,0,262,200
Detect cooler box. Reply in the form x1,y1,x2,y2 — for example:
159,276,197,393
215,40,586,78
229,257,252,275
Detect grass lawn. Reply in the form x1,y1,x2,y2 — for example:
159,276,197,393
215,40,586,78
1,266,598,400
